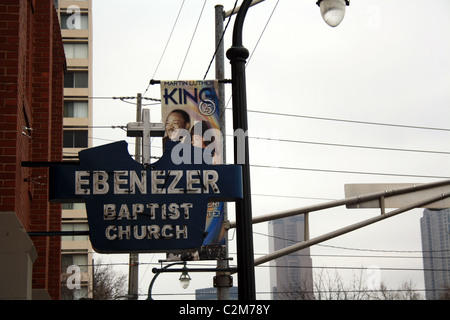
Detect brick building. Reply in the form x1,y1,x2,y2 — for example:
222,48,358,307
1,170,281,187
0,0,66,299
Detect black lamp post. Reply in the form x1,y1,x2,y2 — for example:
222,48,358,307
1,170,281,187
226,0,349,300
147,261,190,300
226,0,255,301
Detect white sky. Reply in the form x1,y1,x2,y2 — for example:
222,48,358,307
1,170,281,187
90,0,450,299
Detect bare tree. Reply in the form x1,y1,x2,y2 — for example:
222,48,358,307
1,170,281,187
280,268,422,300
90,260,127,300
370,280,421,300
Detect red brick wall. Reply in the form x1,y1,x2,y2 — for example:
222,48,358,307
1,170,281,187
48,7,65,300
0,0,65,300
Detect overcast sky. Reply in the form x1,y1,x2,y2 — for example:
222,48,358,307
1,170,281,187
90,0,450,299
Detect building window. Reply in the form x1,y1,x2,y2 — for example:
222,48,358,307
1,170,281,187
63,130,88,148
61,253,89,300
64,101,88,118
64,71,88,88
60,13,88,30
62,203,86,210
62,253,88,273
61,223,89,241
64,43,88,59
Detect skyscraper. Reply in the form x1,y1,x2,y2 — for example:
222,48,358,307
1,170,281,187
55,0,94,300
420,208,450,300
269,215,314,300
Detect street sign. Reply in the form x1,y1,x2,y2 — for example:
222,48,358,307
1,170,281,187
49,140,242,253
344,182,450,209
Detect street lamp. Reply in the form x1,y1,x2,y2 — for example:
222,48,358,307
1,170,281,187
226,0,349,300
317,0,350,27
147,261,190,300
178,265,191,289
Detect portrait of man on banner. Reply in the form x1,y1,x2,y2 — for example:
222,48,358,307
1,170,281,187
160,80,226,260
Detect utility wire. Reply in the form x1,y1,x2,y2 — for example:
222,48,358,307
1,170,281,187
251,164,450,180
246,0,279,66
254,231,450,255
81,134,449,179
222,0,278,107
88,97,449,132
252,193,336,201
144,287,447,297
177,0,207,80
203,0,239,80
317,243,450,254
70,249,449,269
256,264,450,273
143,0,186,96
84,127,450,155
245,135,450,155
238,108,450,132
87,96,160,101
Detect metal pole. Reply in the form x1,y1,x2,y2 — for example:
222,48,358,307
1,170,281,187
226,0,256,300
229,178,450,228
253,192,450,267
224,0,266,18
215,4,231,300
128,93,142,300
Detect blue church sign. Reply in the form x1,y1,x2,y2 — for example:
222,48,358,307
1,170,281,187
49,141,242,253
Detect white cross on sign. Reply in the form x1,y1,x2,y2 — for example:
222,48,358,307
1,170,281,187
126,108,164,166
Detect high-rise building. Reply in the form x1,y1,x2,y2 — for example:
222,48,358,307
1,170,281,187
269,215,314,300
420,208,450,300
55,0,94,300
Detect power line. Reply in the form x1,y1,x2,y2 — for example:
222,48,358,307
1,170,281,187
64,125,126,130
251,164,450,180
84,124,450,155
221,0,279,108
74,251,442,270
87,96,160,102
246,0,279,67
82,135,448,179
237,108,450,132
76,258,449,271
88,97,450,133
252,193,336,202
253,231,450,255
87,136,449,179
252,252,450,260
317,243,450,254
256,264,450,273
177,0,207,80
245,135,450,155
144,286,448,297
143,0,186,95
203,0,239,80
86,125,450,156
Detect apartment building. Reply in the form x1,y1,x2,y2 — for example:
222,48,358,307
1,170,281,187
55,0,94,300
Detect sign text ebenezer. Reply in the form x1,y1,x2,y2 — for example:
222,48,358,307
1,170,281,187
49,141,242,253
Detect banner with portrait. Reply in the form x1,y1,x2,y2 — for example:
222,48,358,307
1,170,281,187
160,80,226,260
